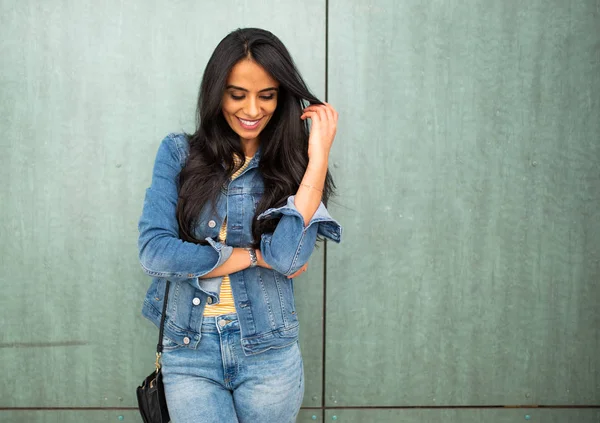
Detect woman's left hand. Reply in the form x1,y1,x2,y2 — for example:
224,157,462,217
287,263,309,279
300,102,338,163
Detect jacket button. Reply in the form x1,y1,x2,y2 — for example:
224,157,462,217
192,297,201,306
183,337,190,345
207,297,213,305
208,220,216,228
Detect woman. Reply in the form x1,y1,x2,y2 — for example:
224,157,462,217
138,28,342,423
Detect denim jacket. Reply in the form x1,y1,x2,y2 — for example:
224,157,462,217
138,133,342,355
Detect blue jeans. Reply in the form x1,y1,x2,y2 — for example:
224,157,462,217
161,313,304,423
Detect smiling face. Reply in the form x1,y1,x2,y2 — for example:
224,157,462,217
222,59,279,154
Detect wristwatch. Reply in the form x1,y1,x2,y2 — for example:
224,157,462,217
246,248,258,268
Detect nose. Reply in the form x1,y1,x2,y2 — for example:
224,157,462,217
243,97,260,118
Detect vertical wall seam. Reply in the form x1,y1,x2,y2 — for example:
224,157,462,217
324,0,329,103
322,1,329,421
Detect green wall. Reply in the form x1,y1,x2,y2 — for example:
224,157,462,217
1,0,598,422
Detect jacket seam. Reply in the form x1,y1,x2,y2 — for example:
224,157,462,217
242,322,300,343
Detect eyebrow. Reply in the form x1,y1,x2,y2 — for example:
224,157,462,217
226,85,279,93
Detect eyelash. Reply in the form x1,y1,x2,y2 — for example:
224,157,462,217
230,94,275,101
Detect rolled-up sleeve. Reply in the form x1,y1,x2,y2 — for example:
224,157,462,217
258,195,342,276
137,134,233,286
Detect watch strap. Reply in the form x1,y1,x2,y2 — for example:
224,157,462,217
246,248,258,267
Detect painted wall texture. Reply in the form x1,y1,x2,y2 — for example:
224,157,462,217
1,1,598,422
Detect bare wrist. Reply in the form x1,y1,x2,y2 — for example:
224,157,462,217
307,155,329,170
255,249,271,269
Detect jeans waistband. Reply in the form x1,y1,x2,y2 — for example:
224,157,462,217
201,313,239,333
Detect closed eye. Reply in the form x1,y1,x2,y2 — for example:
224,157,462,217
229,94,276,101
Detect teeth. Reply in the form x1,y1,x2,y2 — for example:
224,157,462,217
239,118,260,125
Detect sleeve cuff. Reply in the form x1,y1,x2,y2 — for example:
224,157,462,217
205,237,234,268
191,238,233,300
257,195,342,243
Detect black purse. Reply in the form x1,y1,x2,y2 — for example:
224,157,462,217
137,281,171,423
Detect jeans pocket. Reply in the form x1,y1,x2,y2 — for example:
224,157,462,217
161,335,185,352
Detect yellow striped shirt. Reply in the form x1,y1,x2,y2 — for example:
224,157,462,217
204,156,252,317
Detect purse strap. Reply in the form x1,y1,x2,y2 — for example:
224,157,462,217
155,280,171,372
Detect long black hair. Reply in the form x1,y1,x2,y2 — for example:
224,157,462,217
177,28,335,246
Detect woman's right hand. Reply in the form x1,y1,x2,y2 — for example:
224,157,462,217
256,248,308,278
255,249,272,269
